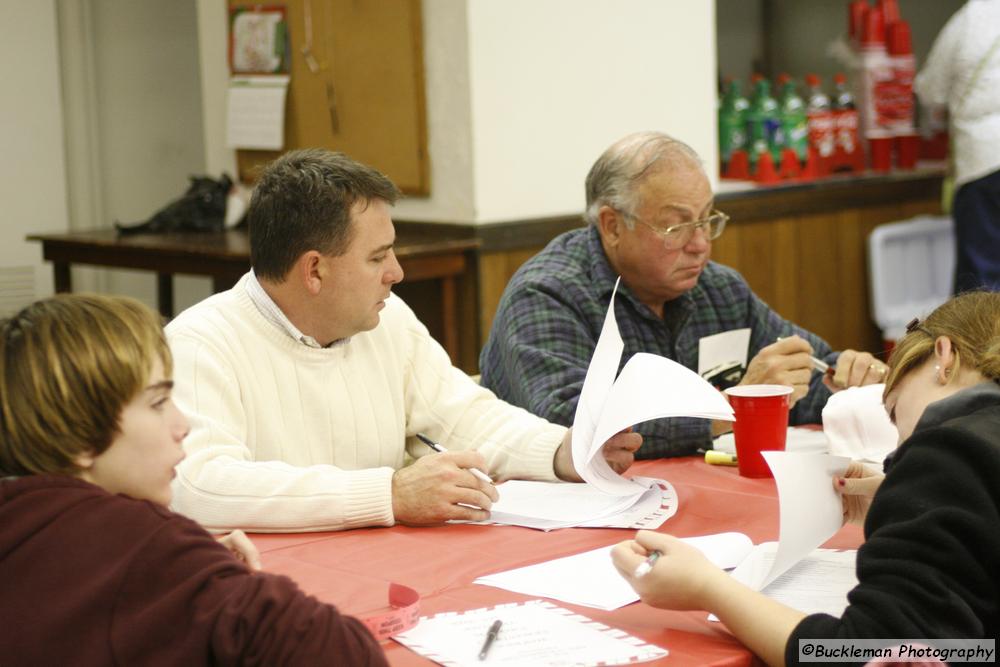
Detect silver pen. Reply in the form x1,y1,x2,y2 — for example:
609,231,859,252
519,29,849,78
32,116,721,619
415,433,494,485
478,619,502,660
633,550,662,578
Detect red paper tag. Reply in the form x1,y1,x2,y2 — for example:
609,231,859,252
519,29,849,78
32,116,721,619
360,583,421,641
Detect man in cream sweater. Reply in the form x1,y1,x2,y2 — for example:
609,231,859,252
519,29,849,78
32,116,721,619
167,149,641,532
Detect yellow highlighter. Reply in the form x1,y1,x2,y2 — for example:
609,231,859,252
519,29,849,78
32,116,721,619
703,450,738,466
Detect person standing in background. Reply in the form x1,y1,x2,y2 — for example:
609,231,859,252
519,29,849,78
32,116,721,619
915,0,1000,294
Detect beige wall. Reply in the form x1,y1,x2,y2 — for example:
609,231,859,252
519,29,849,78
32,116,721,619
196,1,719,225
59,0,211,309
0,0,67,310
465,1,718,223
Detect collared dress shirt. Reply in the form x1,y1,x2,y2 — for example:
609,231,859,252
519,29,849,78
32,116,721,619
244,270,344,349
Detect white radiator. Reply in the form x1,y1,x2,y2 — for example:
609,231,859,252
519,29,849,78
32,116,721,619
0,266,37,318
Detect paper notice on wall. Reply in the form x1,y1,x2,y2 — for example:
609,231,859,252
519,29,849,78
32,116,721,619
226,75,290,150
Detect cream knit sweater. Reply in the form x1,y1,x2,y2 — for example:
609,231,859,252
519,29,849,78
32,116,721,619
166,274,566,532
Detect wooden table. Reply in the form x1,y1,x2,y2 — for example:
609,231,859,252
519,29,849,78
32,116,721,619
28,227,480,363
253,457,864,666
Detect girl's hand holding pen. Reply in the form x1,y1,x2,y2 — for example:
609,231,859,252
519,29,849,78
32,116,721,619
611,531,726,610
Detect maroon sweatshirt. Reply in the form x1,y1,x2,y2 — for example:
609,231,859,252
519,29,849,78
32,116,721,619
0,475,387,666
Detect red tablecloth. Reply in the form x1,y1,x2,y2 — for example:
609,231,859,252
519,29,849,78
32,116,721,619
253,457,863,666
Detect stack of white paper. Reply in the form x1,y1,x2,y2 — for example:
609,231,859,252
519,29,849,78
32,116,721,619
482,279,735,530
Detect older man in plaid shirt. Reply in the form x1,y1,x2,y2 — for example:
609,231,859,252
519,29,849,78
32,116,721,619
479,132,887,458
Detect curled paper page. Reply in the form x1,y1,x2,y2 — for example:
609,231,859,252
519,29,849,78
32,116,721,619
571,279,735,495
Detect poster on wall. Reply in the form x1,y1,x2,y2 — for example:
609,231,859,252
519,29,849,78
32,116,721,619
227,6,290,150
229,5,289,74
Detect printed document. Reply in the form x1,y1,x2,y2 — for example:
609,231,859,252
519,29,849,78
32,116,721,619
394,599,667,666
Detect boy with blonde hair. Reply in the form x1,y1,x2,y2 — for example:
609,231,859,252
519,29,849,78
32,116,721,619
0,294,386,665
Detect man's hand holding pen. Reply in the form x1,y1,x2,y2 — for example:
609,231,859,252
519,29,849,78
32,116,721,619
741,335,815,407
391,448,498,526
824,349,888,391
741,336,890,407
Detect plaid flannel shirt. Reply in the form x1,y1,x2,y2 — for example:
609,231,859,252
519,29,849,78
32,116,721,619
480,225,836,458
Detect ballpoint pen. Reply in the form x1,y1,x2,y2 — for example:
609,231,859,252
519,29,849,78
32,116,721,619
415,433,494,485
633,550,662,578
776,337,833,377
810,355,830,374
478,619,502,660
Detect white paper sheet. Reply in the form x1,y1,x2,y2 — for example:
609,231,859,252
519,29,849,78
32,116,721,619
571,280,735,497
589,353,737,468
481,477,677,531
822,383,898,463
728,544,858,617
698,328,751,377
226,75,290,150
735,452,850,590
474,533,754,612
570,278,632,494
486,481,644,529
573,477,677,529
394,600,667,666
474,546,640,611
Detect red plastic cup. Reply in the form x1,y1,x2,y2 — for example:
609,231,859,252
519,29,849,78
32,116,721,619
848,1,869,44
895,134,919,169
723,385,793,478
869,137,892,172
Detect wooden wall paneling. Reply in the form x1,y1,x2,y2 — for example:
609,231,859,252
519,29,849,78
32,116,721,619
725,216,783,312
478,247,545,348
458,253,480,373
788,211,835,346
833,207,877,353
708,221,740,269
898,200,943,219
771,215,802,324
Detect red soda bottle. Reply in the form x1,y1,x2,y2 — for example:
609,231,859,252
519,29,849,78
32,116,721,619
831,73,862,172
805,74,834,174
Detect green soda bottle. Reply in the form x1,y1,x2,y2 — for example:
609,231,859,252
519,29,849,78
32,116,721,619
746,76,779,170
718,79,749,170
778,77,809,163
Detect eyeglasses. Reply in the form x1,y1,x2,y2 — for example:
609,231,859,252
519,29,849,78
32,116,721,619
621,209,729,249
